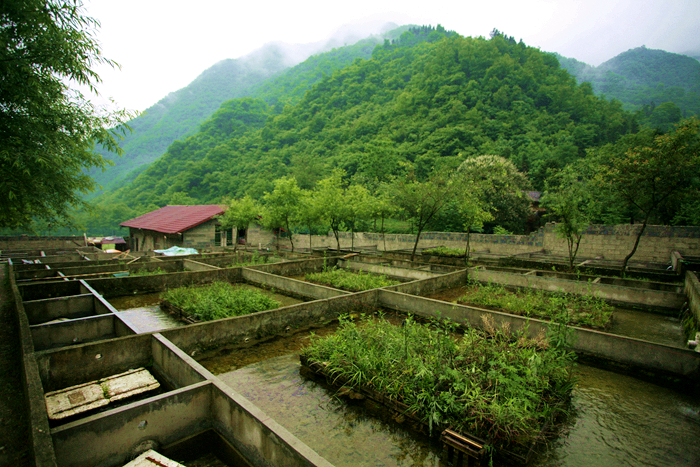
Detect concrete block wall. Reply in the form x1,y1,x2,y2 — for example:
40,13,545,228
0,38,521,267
183,220,218,250
544,224,700,263
258,223,700,265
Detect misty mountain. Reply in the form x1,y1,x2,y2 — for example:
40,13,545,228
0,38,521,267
557,46,700,130
91,23,405,194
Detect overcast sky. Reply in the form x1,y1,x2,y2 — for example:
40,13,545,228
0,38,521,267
83,0,700,113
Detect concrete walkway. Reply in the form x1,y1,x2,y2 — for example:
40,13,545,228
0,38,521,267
0,263,31,467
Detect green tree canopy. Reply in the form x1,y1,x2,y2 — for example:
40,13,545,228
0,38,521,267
592,118,700,272
0,0,132,229
218,195,261,251
263,176,303,251
391,170,456,261
457,155,532,234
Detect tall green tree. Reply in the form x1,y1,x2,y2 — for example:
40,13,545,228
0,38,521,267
391,171,456,261
457,155,532,234
456,187,492,266
0,0,132,229
218,196,260,251
313,169,349,252
593,118,700,273
263,177,303,252
344,184,372,251
542,165,595,269
298,189,323,252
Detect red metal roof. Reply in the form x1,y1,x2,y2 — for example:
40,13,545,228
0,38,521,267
120,205,225,234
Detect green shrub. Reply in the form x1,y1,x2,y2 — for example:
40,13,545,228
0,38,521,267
161,282,280,321
305,268,400,291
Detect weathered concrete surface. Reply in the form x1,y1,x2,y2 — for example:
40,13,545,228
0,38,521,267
83,269,243,299
241,268,348,300
183,259,221,272
469,268,686,311
50,381,212,467
377,290,700,384
23,295,98,325
211,379,334,467
687,272,700,324
30,315,134,351
161,292,377,356
18,279,86,301
7,262,57,467
36,334,153,393
386,270,468,297
151,334,210,389
338,258,442,281
251,256,339,278
14,264,126,281
45,368,160,420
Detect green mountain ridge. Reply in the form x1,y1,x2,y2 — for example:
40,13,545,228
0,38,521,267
82,27,640,234
91,24,406,194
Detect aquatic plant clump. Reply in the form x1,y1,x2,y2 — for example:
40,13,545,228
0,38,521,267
301,315,575,454
422,247,466,257
161,282,281,321
305,268,400,291
458,282,613,329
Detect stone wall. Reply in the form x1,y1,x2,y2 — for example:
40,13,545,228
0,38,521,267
544,224,700,263
248,222,700,265
182,220,218,250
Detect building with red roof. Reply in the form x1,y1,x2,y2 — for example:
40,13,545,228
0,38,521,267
120,205,230,252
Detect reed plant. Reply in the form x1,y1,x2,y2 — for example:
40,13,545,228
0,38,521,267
305,268,400,291
457,282,613,328
161,282,280,321
301,313,575,455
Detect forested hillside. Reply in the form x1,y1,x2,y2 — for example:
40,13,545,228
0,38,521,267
557,47,700,131
83,27,639,234
91,27,408,193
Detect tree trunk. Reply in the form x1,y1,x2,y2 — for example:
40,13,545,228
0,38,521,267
621,220,648,274
333,230,340,252
464,227,471,266
567,233,582,269
381,216,387,252
411,227,423,262
308,225,312,252
286,221,294,252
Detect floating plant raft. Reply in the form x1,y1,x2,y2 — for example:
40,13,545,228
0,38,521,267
45,368,160,420
300,314,575,463
161,282,281,322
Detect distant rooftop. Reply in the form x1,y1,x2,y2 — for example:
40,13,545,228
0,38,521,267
120,205,225,234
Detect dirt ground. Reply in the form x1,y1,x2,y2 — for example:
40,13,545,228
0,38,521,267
0,264,31,467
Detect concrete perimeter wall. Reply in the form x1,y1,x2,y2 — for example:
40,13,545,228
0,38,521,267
250,223,700,265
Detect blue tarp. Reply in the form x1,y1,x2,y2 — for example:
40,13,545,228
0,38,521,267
153,246,198,256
